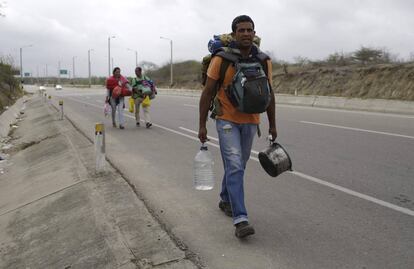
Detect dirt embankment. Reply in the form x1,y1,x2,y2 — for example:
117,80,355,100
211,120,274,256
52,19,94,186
0,63,23,113
273,63,414,101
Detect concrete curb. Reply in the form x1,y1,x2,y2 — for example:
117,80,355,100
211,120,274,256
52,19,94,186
277,94,414,115
157,88,414,115
0,98,26,138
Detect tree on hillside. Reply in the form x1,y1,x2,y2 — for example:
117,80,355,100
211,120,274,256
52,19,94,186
409,52,414,62
139,61,158,71
326,52,354,66
353,46,382,65
293,56,310,66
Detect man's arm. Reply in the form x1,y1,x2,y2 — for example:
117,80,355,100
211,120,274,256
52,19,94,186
198,77,217,143
266,89,277,141
266,60,277,141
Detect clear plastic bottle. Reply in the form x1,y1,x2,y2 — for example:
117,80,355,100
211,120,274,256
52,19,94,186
193,144,214,190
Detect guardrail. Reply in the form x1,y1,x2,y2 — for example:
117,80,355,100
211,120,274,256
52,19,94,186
156,89,414,115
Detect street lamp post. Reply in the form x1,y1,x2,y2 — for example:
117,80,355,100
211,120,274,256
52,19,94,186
44,64,48,85
88,49,94,88
72,56,76,79
108,35,116,76
58,61,61,84
160,36,173,87
127,48,138,67
19,44,33,83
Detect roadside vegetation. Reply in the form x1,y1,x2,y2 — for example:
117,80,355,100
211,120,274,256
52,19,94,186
0,57,23,113
9,46,414,102
147,46,414,101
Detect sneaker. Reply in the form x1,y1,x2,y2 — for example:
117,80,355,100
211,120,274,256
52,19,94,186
146,122,152,128
136,122,140,126
235,221,255,238
218,201,232,217
119,125,125,129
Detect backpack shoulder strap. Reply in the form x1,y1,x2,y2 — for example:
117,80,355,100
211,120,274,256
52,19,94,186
206,48,240,117
255,51,273,92
214,47,242,86
256,51,270,77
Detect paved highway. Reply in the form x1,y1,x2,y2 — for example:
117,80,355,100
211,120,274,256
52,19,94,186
38,86,414,269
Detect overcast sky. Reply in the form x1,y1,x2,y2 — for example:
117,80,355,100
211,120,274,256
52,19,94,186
1,0,413,78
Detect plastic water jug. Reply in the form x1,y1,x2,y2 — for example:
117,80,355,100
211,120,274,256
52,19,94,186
193,144,214,190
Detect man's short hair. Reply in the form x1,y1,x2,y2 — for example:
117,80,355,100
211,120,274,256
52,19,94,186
232,15,255,33
135,67,142,72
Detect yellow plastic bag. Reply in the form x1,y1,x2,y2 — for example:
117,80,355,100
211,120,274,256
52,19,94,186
128,97,135,113
142,96,151,107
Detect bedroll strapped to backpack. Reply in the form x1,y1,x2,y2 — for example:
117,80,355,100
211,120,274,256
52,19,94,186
201,33,261,86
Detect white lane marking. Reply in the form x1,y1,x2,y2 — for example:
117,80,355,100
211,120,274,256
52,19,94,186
183,104,198,108
180,125,414,216
290,171,414,217
64,97,220,149
277,104,414,119
179,126,260,155
65,96,414,217
301,120,414,140
156,94,414,119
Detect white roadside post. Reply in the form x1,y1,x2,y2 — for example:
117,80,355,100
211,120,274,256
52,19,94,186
59,100,64,120
48,95,52,105
95,123,106,172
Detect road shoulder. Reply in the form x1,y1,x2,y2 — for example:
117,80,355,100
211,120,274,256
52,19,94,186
0,96,198,269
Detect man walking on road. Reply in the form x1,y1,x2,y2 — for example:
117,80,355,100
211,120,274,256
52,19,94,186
198,15,277,238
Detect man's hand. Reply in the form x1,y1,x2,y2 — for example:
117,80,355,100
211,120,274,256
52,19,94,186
269,126,277,142
198,126,208,143
198,76,217,144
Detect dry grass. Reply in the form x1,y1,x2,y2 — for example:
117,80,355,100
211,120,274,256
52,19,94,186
146,60,414,101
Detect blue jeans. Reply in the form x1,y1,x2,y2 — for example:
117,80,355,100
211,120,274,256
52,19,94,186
216,119,257,225
110,97,125,126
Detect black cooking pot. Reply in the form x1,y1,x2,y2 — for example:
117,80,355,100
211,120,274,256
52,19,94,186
258,141,292,177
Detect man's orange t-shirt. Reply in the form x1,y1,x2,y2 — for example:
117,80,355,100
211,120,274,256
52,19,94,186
206,56,272,124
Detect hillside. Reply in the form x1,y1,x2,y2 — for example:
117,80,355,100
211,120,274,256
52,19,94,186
273,63,414,101
149,61,414,101
0,62,23,114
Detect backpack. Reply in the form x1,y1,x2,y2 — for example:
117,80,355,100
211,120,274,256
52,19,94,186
201,34,269,117
224,50,271,114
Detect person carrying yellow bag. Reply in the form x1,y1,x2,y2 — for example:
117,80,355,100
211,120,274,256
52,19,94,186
128,97,135,113
142,96,151,108
131,66,153,128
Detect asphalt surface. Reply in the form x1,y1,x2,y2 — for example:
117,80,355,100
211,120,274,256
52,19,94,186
37,86,414,269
